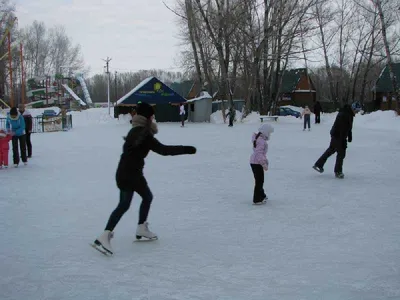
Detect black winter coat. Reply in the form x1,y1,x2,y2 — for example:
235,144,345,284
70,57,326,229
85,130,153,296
330,105,354,143
313,101,323,114
116,125,191,190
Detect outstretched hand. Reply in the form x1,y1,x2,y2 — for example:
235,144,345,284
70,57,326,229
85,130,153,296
184,146,196,154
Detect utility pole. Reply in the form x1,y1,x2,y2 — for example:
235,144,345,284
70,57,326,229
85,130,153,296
114,71,118,102
102,57,112,115
8,31,13,107
20,43,26,104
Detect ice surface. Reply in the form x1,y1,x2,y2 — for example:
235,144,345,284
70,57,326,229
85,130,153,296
0,108,399,300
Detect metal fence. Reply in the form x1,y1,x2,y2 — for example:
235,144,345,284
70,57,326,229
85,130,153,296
0,115,73,133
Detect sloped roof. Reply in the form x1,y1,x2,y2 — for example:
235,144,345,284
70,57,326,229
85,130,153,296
280,68,307,93
116,76,187,106
168,80,194,98
374,63,400,93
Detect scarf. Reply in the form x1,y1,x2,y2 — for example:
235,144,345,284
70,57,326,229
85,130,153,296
131,115,158,135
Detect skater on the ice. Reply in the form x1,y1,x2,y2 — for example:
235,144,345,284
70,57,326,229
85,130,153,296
226,106,235,127
6,107,27,167
313,100,323,124
129,107,136,124
250,123,274,204
93,102,197,255
0,129,12,168
301,106,312,131
18,104,33,158
312,103,358,178
179,103,185,127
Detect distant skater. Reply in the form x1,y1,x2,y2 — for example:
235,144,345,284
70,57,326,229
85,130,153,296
313,101,323,124
301,106,311,131
180,103,185,127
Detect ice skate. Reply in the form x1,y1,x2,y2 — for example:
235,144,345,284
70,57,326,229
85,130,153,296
253,199,267,205
23,162,27,166
135,222,157,241
312,165,324,173
92,230,114,255
14,164,18,168
335,172,344,179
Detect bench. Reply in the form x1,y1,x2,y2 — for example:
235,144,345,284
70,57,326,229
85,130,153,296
260,115,279,122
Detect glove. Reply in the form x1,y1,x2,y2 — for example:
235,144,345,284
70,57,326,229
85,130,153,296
263,164,268,171
184,146,196,154
348,136,352,143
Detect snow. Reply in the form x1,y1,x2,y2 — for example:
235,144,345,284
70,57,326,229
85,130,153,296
186,91,212,103
210,109,242,124
1,108,400,300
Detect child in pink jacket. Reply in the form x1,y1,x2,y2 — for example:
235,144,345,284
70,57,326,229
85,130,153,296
249,123,274,204
0,129,12,168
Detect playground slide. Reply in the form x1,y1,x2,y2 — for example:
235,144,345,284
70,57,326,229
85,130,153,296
61,84,87,106
76,76,93,105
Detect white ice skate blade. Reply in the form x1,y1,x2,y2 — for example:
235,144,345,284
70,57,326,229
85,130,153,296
253,200,267,205
134,237,158,242
90,243,113,256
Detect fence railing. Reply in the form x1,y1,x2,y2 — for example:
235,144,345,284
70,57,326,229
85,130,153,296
0,115,73,133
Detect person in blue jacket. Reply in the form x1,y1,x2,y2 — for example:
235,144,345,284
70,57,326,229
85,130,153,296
6,107,27,167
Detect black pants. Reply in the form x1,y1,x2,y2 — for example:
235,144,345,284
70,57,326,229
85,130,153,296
105,178,153,231
303,114,311,129
181,114,185,126
315,138,346,173
26,132,32,157
12,135,27,165
250,164,266,203
228,118,233,127
315,113,321,124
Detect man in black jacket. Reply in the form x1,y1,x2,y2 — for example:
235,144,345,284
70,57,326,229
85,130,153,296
93,102,196,255
313,104,356,178
313,101,323,124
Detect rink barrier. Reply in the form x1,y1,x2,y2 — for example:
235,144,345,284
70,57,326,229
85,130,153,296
0,115,73,133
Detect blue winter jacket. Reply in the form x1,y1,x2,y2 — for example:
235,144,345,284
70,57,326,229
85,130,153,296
6,114,26,136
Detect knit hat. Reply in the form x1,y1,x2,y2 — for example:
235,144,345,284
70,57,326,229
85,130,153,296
136,102,154,119
9,107,18,120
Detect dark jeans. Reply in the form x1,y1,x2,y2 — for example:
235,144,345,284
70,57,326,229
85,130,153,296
26,132,32,157
181,114,185,126
315,113,321,124
250,164,266,203
105,177,153,231
12,135,27,165
315,138,346,173
304,114,311,129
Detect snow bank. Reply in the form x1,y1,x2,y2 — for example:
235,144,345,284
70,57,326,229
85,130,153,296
355,110,399,131
210,109,243,124
26,107,131,128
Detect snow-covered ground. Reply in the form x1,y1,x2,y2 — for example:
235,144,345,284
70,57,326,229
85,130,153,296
1,108,399,300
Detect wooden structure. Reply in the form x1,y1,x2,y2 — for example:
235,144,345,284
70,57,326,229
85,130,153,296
278,68,316,108
372,63,400,111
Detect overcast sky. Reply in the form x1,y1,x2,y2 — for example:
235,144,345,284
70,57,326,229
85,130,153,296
15,0,183,77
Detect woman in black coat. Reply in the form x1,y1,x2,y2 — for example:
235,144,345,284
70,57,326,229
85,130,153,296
93,102,196,255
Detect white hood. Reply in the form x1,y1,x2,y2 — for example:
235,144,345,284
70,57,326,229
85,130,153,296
258,123,274,140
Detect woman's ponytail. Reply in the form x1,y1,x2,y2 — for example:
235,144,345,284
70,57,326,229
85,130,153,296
253,132,262,148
